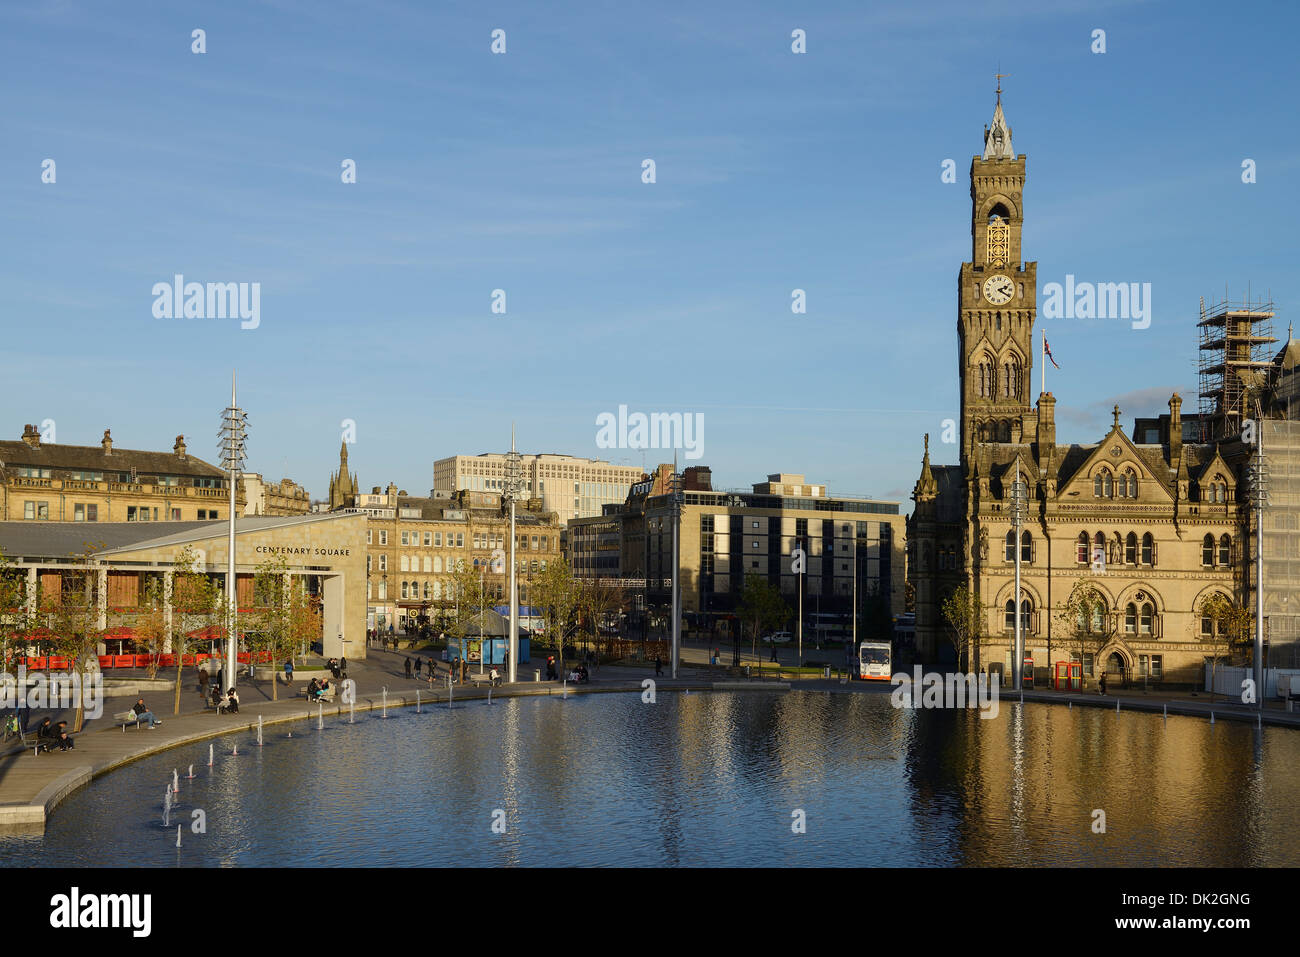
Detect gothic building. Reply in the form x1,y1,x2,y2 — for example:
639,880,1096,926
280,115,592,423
328,441,358,510
907,94,1255,688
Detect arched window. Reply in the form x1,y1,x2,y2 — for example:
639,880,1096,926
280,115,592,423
1093,532,1105,559
1076,532,1089,564
1123,469,1138,498
1141,533,1154,565
1003,356,1022,399
1125,603,1137,633
1021,530,1032,563
1139,602,1154,634
1219,534,1231,566
1005,530,1016,562
1094,473,1103,497
978,358,995,398
1103,471,1113,498
1125,532,1138,565
1202,534,1215,566
1077,597,1107,634
1005,598,1032,633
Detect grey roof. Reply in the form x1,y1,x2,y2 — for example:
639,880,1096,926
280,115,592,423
0,513,361,560
0,438,225,478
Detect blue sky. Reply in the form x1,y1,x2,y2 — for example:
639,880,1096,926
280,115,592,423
3,0,1297,510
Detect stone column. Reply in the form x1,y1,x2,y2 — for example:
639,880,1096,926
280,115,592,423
322,574,343,659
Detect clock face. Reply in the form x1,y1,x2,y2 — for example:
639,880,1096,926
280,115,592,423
983,274,1014,305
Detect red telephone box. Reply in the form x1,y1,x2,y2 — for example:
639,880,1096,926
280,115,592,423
1022,656,1034,689
1055,661,1083,690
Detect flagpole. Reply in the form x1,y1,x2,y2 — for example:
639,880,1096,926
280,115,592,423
1041,331,1046,396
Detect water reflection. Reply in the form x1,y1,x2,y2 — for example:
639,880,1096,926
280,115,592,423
1,692,1297,867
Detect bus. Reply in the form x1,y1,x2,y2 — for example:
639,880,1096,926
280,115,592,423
858,640,892,681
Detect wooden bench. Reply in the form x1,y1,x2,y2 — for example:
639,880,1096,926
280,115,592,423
114,710,145,731
468,672,501,688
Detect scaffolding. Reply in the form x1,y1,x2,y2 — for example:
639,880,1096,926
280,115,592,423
1197,294,1276,442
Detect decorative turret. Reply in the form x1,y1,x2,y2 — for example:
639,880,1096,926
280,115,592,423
101,429,113,455
913,434,938,503
1168,393,1183,467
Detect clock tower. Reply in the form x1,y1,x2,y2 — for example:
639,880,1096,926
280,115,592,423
958,86,1037,465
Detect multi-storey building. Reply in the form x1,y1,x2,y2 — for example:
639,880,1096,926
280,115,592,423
434,452,644,525
0,426,240,523
240,473,311,516
906,94,1292,687
569,466,906,643
325,446,562,633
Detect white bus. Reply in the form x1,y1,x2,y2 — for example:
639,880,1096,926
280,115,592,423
858,640,892,681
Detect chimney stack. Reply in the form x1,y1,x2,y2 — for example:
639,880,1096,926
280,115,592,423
1036,393,1056,463
21,424,40,449
174,435,188,460
101,429,113,455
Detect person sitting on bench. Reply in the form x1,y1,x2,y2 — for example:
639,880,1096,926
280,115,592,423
209,684,224,709
132,698,162,728
306,678,322,700
225,688,240,714
55,720,74,751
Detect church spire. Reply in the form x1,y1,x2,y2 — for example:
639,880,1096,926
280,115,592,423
913,434,938,503
983,78,1014,160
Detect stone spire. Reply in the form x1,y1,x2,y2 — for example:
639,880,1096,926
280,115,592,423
913,434,938,502
982,84,1014,160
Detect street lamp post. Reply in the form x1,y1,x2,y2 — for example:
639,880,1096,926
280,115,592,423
218,373,248,692
1009,466,1029,691
504,428,523,684
670,458,682,680
1249,418,1268,711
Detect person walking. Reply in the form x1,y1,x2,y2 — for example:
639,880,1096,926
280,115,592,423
414,657,423,677
404,657,412,679
654,655,663,677
1098,671,1108,696
198,666,210,698
283,658,295,686
770,642,779,663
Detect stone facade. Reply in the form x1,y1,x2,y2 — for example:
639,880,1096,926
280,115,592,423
908,97,1254,688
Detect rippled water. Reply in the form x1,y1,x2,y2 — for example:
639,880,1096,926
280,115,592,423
2,690,1297,867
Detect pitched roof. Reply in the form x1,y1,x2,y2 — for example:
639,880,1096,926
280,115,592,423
0,437,224,478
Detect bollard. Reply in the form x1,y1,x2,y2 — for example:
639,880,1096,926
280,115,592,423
534,669,541,683
1116,700,1120,714
823,667,830,679
417,690,421,714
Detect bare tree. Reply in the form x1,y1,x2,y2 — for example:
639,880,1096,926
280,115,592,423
940,585,985,673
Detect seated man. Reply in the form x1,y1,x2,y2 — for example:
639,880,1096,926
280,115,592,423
132,697,162,729
55,721,74,751
306,678,321,700
209,684,224,709
36,717,58,752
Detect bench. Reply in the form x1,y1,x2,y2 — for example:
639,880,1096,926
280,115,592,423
302,688,336,703
114,710,144,731
468,672,501,688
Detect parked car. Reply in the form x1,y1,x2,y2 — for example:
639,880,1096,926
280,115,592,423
761,631,794,643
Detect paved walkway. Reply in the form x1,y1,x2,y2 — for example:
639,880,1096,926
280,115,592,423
0,649,747,829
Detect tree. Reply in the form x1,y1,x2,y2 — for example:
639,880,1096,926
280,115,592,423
168,547,223,715
1196,592,1253,701
578,578,625,657
0,548,33,675
1056,581,1113,686
38,548,105,733
940,585,985,673
250,556,320,701
738,574,789,669
534,557,579,676
446,558,488,659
